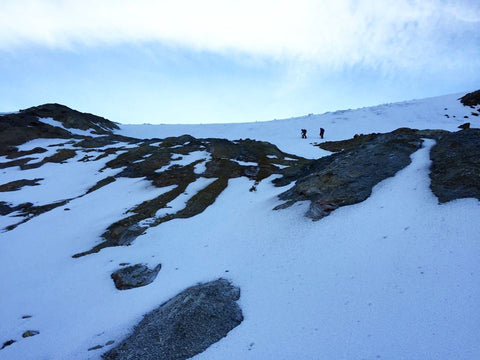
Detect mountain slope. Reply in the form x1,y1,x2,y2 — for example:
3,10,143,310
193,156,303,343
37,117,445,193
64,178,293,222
0,92,479,360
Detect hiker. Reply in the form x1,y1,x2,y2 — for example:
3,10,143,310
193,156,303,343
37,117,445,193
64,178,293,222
301,129,307,139
319,127,325,139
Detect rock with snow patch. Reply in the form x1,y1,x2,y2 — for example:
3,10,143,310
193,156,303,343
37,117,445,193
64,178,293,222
111,263,162,290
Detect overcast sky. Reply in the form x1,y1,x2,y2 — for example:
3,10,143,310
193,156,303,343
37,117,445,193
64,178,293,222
1,0,479,124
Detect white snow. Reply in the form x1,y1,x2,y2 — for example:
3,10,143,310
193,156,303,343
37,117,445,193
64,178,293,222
155,150,210,173
154,177,217,218
1,93,479,359
232,160,258,166
118,93,472,159
37,117,99,136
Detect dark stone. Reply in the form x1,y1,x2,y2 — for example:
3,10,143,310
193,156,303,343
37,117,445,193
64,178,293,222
459,90,480,107
429,129,480,203
102,278,243,360
111,264,162,290
86,176,116,194
0,178,43,192
105,340,115,346
89,345,104,351
458,122,470,130
1,340,15,349
22,330,39,338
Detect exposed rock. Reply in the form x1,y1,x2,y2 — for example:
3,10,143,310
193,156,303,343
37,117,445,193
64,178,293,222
20,103,119,134
102,279,243,360
459,89,480,107
22,330,39,338
275,129,423,220
429,128,480,203
0,178,43,192
1,340,15,349
4,200,70,231
5,147,47,159
72,136,303,257
458,122,470,130
21,315,32,319
111,264,162,290
86,176,116,194
0,103,119,157
318,133,378,152
89,345,104,351
105,340,115,346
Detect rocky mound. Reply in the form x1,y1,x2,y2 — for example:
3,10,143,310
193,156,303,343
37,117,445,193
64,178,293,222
0,103,119,156
102,279,243,360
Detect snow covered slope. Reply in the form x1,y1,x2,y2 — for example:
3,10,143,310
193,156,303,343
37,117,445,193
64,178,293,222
119,93,475,158
1,92,479,360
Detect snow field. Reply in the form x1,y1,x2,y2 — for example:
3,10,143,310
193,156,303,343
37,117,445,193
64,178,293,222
1,93,479,359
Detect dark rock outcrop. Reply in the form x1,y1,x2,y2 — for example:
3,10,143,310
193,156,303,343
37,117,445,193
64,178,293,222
275,129,423,220
459,90,480,107
458,122,470,130
72,136,304,257
1,340,15,350
102,279,243,360
111,264,162,290
22,330,39,338
429,128,480,203
20,103,119,134
0,178,43,192
0,104,118,157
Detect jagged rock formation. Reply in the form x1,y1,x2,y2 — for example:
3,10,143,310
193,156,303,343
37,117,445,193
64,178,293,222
102,279,243,360
275,127,480,220
274,129,424,219
111,264,162,290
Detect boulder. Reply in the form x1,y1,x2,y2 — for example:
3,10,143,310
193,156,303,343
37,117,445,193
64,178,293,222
22,330,39,338
429,128,480,203
102,279,243,360
111,264,162,290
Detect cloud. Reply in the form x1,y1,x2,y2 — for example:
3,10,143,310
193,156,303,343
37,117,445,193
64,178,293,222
0,0,479,70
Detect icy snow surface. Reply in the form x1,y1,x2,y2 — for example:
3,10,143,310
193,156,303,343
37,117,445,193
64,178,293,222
1,93,479,359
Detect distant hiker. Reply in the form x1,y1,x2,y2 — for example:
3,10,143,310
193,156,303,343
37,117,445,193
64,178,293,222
301,129,307,139
458,122,470,130
319,127,325,139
